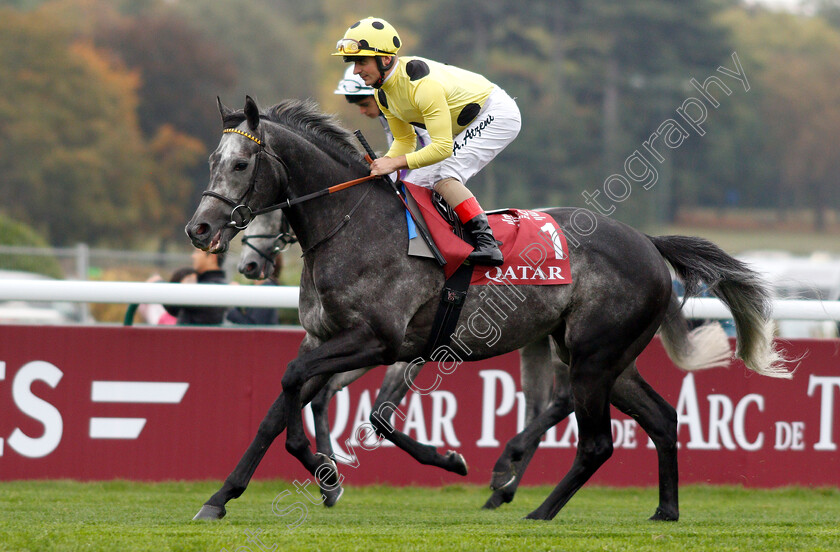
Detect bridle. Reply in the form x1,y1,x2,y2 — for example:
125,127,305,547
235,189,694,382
203,125,380,254
202,127,291,230
241,215,297,265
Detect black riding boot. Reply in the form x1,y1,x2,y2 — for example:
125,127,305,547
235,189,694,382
464,213,504,266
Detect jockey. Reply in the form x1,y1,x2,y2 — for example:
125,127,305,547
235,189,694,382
333,17,521,266
334,64,430,181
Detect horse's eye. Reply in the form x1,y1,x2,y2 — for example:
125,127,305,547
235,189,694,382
233,161,249,172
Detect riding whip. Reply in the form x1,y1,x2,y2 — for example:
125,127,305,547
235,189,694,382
354,130,446,266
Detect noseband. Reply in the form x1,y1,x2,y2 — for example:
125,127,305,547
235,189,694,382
202,128,290,230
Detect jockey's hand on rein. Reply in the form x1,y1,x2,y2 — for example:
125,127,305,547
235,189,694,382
369,156,402,177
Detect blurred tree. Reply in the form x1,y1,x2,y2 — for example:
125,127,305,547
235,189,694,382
4,0,838,249
0,0,46,8
94,12,237,149
92,4,239,221
807,0,840,27
168,0,323,210
170,0,315,104
140,126,207,245
0,8,152,246
412,0,733,225
0,216,64,278
719,8,840,229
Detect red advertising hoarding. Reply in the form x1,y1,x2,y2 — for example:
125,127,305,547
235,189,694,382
0,325,837,487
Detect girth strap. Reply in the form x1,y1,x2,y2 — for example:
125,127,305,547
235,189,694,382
422,261,476,358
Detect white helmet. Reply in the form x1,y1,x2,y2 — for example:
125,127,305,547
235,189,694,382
333,65,375,96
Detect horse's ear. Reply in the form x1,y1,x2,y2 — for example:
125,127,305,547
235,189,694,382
244,95,260,131
217,96,234,124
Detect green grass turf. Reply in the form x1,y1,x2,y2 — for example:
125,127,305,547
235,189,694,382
0,481,837,552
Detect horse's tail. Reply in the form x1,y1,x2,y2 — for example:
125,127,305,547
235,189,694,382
659,293,732,372
648,235,793,379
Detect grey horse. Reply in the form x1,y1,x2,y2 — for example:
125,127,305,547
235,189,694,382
187,97,790,522
236,210,537,507
234,208,733,511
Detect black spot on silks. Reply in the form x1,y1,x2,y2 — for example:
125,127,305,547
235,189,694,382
350,21,361,29
359,39,370,50
372,21,385,30
406,60,430,81
457,103,481,126
393,36,401,49
377,90,388,109
411,122,427,130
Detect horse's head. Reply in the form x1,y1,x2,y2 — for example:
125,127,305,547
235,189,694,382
186,96,285,253
188,95,373,255
238,209,293,280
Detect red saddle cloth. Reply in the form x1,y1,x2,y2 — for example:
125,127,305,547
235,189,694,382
402,182,573,285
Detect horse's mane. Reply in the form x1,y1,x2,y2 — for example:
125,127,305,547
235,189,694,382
222,98,367,167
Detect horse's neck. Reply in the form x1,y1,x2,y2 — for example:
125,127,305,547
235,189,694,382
274,136,401,255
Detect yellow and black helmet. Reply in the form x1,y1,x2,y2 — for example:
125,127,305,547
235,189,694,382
333,17,401,57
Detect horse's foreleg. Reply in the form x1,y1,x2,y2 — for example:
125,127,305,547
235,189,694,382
310,368,373,507
312,368,372,460
281,327,391,500
193,375,328,520
610,363,679,521
367,362,468,476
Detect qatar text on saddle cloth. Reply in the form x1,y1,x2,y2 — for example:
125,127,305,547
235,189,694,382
402,181,572,285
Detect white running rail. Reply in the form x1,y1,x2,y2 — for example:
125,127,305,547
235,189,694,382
1,279,840,320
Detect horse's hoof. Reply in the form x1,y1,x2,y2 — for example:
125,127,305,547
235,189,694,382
314,452,340,488
489,469,517,491
445,450,468,476
482,490,508,510
482,487,515,510
649,507,679,521
524,510,549,521
193,504,226,520
322,484,345,508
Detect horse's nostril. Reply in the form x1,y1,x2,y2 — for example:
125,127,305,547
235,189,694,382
194,223,210,236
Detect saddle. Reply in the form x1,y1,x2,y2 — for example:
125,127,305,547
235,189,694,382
402,182,572,285
400,182,573,357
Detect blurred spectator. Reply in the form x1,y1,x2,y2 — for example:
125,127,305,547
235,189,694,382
169,267,198,285
136,273,177,325
164,249,227,325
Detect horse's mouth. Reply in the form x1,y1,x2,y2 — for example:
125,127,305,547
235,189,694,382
208,229,223,253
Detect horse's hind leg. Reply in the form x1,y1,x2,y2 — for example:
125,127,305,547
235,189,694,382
526,310,665,520
484,338,569,509
524,352,618,520
194,374,330,520
610,362,679,521
368,362,469,475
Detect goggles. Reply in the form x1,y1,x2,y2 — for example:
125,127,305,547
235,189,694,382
335,38,394,56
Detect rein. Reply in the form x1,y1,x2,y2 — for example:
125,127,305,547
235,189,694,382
205,126,381,254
